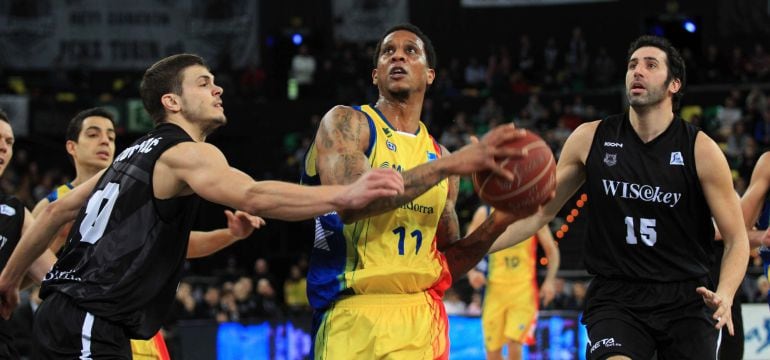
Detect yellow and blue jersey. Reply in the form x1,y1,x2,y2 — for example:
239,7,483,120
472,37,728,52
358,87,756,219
302,104,450,310
45,183,74,202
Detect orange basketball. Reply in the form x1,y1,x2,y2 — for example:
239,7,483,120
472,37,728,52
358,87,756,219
472,131,556,215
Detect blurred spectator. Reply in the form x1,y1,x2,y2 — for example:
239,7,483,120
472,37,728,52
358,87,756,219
196,285,223,320
284,264,310,314
255,278,282,317
444,288,466,315
289,44,317,98
234,277,258,319
466,293,483,316
464,57,486,88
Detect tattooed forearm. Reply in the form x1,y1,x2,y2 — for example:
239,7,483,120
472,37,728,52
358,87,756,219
443,215,505,281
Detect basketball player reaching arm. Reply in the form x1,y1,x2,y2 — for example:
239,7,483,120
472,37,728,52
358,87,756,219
0,54,404,359
490,36,748,360
303,24,533,359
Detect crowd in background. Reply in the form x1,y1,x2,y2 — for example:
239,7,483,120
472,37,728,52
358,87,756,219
1,27,770,333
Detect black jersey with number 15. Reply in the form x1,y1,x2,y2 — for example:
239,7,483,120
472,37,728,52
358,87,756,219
40,123,200,339
584,113,715,282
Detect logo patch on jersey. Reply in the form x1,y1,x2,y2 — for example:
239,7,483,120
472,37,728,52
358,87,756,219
604,141,623,148
601,179,682,207
0,204,15,216
386,139,397,152
382,127,393,138
670,151,684,165
427,152,438,162
590,337,622,353
313,218,332,251
603,153,617,166
0,235,7,251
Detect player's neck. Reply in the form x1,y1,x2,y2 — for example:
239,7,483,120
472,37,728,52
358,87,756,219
71,164,103,187
165,116,206,142
628,102,675,143
374,95,423,133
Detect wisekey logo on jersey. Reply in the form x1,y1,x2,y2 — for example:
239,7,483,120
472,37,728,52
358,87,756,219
670,151,684,165
602,179,682,207
0,204,15,216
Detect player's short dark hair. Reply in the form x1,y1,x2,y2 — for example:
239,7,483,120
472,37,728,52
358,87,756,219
140,54,207,124
0,109,8,124
627,35,686,109
66,107,115,143
373,23,437,70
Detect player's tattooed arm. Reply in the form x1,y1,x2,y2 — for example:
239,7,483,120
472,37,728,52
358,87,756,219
436,174,461,251
442,214,509,280
315,106,454,223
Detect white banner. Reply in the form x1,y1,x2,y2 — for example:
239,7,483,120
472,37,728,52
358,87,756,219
0,0,259,70
461,0,616,7
332,0,409,42
743,303,770,360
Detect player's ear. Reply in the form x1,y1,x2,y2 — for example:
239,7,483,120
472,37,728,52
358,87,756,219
372,69,378,85
161,93,181,113
669,78,682,95
426,68,435,85
65,140,77,156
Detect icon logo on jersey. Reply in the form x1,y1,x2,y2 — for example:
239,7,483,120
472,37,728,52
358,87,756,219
603,153,617,166
602,179,682,207
427,152,437,162
386,140,397,152
670,151,684,165
0,204,15,216
590,337,622,353
0,235,7,251
604,141,623,148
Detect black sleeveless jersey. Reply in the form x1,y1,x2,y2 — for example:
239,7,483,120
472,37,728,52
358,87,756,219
584,112,715,281
40,123,200,339
0,195,25,343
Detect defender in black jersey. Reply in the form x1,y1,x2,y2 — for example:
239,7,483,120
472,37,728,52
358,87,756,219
0,54,404,359
491,36,749,360
0,110,56,358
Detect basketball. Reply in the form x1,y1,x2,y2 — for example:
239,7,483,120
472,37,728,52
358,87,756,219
472,131,556,215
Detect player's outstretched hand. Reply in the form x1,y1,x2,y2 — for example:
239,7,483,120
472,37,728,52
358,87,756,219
449,124,528,180
696,286,734,336
226,210,266,241
0,278,19,320
339,168,404,209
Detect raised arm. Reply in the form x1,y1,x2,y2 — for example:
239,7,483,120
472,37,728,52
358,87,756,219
489,121,597,253
741,152,770,247
694,132,750,336
187,210,265,258
314,106,524,223
0,170,103,318
163,140,403,221
536,225,560,307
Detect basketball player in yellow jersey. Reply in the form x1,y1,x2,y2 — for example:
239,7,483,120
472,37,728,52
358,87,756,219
304,24,533,359
31,107,266,359
466,205,559,360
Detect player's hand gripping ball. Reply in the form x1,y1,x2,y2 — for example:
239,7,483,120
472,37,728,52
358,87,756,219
472,131,556,216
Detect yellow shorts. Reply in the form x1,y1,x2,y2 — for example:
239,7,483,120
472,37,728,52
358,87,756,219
482,282,537,351
313,292,448,360
130,332,170,360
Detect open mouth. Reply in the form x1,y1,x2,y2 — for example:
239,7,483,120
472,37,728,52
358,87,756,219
389,66,407,78
96,151,111,160
630,82,646,94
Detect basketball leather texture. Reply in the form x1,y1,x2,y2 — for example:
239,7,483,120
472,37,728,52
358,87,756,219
472,131,556,214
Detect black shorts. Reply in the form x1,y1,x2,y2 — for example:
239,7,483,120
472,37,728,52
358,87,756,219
32,292,131,359
0,342,20,360
582,276,719,360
